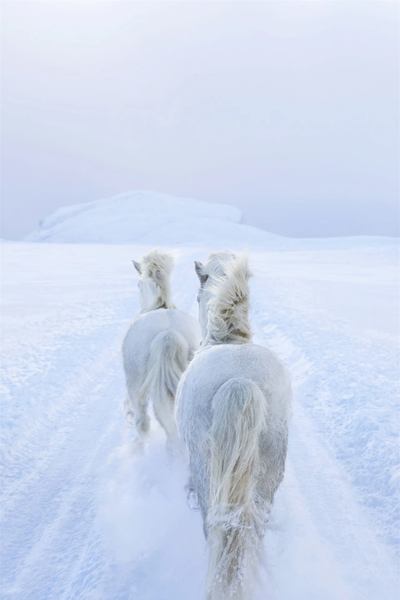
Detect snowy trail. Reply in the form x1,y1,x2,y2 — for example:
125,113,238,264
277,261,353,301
249,265,398,600
2,301,130,597
1,242,398,599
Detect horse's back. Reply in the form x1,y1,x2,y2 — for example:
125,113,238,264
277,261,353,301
183,343,289,397
123,309,201,375
131,308,201,345
177,343,290,440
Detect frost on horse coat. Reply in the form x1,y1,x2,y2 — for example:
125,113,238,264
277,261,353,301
123,250,201,446
176,253,291,600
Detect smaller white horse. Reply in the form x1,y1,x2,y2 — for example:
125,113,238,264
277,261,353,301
176,252,291,600
123,249,201,450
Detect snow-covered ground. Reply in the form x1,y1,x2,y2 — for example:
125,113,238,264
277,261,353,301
1,194,399,599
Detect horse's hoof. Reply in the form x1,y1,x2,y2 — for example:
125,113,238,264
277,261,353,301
187,488,200,511
124,410,136,429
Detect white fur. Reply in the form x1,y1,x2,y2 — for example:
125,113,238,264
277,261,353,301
135,250,177,312
195,251,236,337
176,252,291,599
123,250,202,448
204,254,252,346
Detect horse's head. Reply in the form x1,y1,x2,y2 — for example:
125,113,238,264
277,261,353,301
194,251,236,338
133,249,176,312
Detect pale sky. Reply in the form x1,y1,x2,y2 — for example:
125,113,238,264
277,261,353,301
1,1,399,240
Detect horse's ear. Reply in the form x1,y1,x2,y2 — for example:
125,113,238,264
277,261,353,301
194,261,208,285
132,260,142,275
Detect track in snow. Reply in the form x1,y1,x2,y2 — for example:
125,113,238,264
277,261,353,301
1,242,398,599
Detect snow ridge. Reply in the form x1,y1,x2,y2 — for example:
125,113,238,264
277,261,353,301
26,190,245,245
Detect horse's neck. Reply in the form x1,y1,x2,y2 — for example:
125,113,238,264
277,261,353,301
203,302,252,347
155,281,176,310
143,287,176,312
202,329,250,347
204,258,252,346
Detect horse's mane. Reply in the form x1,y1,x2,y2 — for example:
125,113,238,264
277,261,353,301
140,249,177,310
204,253,252,346
204,251,237,280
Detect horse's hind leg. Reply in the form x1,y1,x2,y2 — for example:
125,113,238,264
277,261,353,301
152,392,178,441
257,429,288,524
185,476,200,511
152,392,183,460
124,384,150,439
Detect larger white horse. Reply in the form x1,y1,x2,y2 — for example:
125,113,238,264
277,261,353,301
176,252,291,600
123,249,202,449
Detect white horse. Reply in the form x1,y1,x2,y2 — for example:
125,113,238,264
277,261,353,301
176,252,291,600
123,249,202,450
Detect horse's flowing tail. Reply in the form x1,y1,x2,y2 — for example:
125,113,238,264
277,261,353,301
207,377,267,600
142,329,189,440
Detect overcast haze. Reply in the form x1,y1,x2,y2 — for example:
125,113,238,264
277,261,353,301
1,1,399,240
